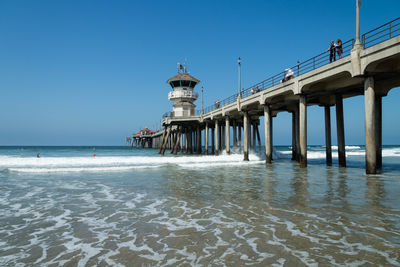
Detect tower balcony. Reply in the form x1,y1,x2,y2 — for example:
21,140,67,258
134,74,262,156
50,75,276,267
168,91,198,100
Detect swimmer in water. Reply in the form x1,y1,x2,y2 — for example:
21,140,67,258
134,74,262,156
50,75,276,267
37,153,40,158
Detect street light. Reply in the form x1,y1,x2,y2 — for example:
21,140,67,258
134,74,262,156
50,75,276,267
355,0,362,47
201,86,204,115
238,57,241,98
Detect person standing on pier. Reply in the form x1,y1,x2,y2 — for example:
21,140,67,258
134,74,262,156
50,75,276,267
326,40,336,62
335,39,343,59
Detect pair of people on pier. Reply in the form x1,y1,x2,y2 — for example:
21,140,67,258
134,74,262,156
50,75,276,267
250,86,261,95
327,39,343,62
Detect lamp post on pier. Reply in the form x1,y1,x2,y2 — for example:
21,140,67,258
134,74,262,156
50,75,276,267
201,86,204,115
238,57,241,98
354,0,362,48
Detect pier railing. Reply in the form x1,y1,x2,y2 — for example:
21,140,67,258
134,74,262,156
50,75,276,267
362,17,400,48
201,38,354,114
163,17,400,119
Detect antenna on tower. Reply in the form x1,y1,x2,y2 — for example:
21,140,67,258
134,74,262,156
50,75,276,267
177,62,180,73
184,58,188,73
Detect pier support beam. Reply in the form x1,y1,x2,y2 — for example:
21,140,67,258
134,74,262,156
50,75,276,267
161,127,171,155
324,106,332,166
299,95,307,168
238,124,242,152
291,111,296,160
233,120,237,147
264,105,272,163
173,127,182,155
196,125,201,154
188,128,193,154
376,95,382,170
225,117,230,154
336,95,346,167
158,127,167,154
252,122,257,151
215,120,219,155
205,122,209,155
243,112,250,161
364,77,377,174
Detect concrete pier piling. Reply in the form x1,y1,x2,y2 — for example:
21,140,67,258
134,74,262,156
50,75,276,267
264,105,272,163
376,95,382,170
215,120,219,155
364,77,377,174
243,112,250,161
324,106,332,166
225,117,230,154
205,122,209,155
336,95,346,167
299,96,307,168
233,120,237,148
211,126,215,154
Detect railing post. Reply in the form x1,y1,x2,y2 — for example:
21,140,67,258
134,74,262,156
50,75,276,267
389,22,392,38
313,57,315,69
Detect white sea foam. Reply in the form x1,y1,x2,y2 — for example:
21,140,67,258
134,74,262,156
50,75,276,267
0,153,264,173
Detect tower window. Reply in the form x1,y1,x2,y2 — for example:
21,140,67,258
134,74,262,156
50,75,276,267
171,81,181,87
181,80,190,87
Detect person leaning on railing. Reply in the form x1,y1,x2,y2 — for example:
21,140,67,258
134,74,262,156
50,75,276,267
281,68,294,83
214,100,220,109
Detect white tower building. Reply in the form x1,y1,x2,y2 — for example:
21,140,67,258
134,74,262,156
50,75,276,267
167,65,200,117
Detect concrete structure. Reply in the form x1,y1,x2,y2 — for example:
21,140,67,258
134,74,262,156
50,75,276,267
150,17,400,174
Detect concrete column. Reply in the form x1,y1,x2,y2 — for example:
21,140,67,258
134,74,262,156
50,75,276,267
291,111,296,160
215,120,219,155
295,107,300,162
243,112,250,161
238,124,242,152
188,128,193,154
256,124,261,149
180,133,184,152
252,122,256,151
364,77,377,174
299,95,307,168
233,120,237,147
218,124,222,150
197,125,201,154
225,117,230,154
205,122,209,155
221,125,225,149
376,95,382,170
211,126,215,154
264,105,272,163
185,129,188,153
324,106,332,166
158,127,167,154
336,95,346,167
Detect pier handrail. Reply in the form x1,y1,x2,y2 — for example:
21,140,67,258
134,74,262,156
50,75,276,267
362,17,400,48
201,38,354,114
162,17,400,119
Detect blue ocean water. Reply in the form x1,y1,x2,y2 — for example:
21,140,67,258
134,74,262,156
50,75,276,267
0,145,399,266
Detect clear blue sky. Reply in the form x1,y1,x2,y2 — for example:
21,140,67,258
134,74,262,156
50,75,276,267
1,0,399,145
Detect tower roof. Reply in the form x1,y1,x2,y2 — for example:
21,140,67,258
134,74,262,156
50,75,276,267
166,73,200,84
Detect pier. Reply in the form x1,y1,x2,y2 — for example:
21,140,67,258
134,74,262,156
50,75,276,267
154,17,399,174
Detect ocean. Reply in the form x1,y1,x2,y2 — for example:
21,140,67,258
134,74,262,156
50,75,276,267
0,145,399,266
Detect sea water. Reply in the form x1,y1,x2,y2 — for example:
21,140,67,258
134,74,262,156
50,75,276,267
0,145,399,266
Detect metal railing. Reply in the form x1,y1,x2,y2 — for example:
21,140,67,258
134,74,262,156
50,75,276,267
168,91,199,100
162,109,201,119
201,38,354,114
362,17,400,48
164,17,400,118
